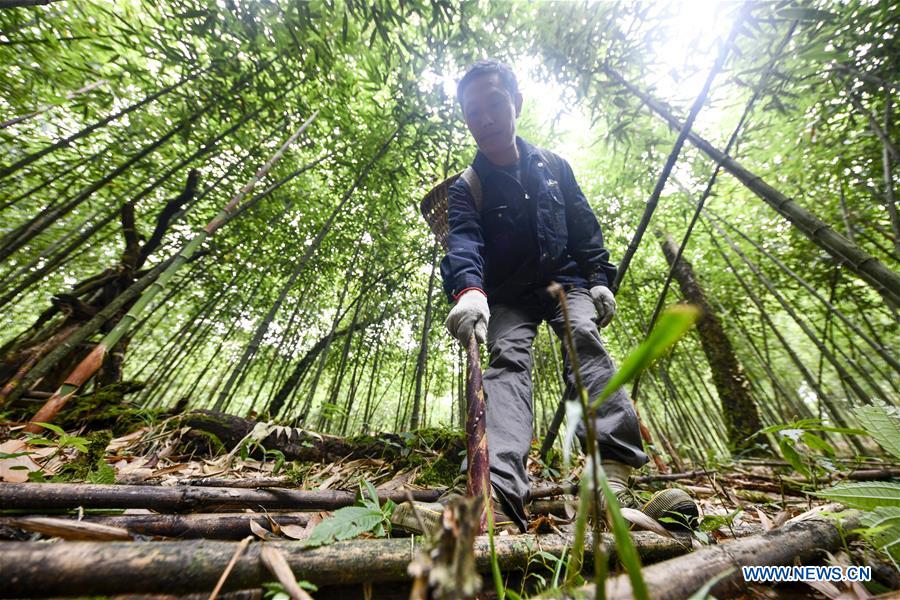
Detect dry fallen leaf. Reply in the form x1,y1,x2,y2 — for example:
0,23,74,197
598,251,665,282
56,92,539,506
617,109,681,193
106,428,149,452
248,518,278,540
0,439,54,483
259,545,313,600
620,507,675,539
755,507,774,531
279,524,311,541
12,517,133,541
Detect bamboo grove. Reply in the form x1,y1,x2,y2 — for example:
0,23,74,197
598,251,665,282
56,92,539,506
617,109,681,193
1,0,897,464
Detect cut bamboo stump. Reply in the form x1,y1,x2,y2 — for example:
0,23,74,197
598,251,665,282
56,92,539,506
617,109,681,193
0,530,689,597
0,483,440,511
564,515,858,600
1,512,312,540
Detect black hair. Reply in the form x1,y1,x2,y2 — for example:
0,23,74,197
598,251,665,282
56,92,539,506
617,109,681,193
456,59,518,108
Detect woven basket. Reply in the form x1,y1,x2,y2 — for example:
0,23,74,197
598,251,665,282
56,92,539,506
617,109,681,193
420,171,462,252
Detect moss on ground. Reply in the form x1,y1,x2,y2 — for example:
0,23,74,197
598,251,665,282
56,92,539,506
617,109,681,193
55,381,155,435
414,454,461,488
55,429,114,482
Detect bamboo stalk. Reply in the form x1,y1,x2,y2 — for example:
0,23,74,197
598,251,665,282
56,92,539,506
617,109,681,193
0,483,441,511
0,530,689,597
22,113,318,432
658,232,764,451
2,513,310,540
0,0,64,8
702,224,863,444
705,214,887,405
642,20,798,341
611,10,742,293
0,80,105,130
565,515,859,600
703,205,900,375
604,65,900,308
410,242,439,429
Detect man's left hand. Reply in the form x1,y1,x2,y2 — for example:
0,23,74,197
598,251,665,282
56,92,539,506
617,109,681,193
590,285,617,327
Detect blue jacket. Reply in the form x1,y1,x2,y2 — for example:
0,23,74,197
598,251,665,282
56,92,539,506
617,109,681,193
440,137,617,305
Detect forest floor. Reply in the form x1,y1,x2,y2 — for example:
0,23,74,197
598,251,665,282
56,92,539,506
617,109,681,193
1,395,898,599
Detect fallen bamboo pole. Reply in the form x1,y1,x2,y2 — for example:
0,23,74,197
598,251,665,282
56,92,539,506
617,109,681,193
2,499,581,541
0,530,689,597
565,515,859,600
177,477,292,488
0,483,440,511
1,512,312,540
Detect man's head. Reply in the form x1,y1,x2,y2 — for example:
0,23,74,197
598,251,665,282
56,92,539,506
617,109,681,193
457,59,523,163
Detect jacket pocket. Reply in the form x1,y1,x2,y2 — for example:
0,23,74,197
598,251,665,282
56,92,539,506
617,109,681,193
542,186,568,255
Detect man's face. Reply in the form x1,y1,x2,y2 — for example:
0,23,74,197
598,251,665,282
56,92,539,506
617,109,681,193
460,73,522,159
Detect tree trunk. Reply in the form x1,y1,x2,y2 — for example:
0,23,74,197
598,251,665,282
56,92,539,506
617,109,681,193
655,230,765,452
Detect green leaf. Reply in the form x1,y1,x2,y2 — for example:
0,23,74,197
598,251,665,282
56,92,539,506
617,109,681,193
859,506,900,560
33,422,66,436
61,435,90,453
815,482,900,510
0,451,32,459
700,509,742,532
301,505,384,548
267,449,285,475
592,304,700,408
27,470,47,483
687,568,736,599
776,7,837,22
801,432,834,457
361,478,380,508
853,404,900,459
778,437,809,478
600,470,649,600
87,462,116,484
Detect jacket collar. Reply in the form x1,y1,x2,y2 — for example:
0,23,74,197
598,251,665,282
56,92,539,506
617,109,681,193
472,136,539,180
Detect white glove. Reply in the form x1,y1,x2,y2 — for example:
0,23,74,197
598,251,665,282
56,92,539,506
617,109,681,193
445,289,489,345
590,285,617,328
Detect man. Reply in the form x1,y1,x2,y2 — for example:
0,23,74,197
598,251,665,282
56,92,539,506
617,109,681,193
440,59,648,533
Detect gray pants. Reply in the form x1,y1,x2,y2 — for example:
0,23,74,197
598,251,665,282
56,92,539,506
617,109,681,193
483,287,648,531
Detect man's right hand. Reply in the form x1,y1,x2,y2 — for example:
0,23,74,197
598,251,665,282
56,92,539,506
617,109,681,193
445,289,490,345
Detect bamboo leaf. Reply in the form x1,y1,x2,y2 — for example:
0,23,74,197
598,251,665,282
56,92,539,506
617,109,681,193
33,422,66,436
592,304,701,408
776,7,836,22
